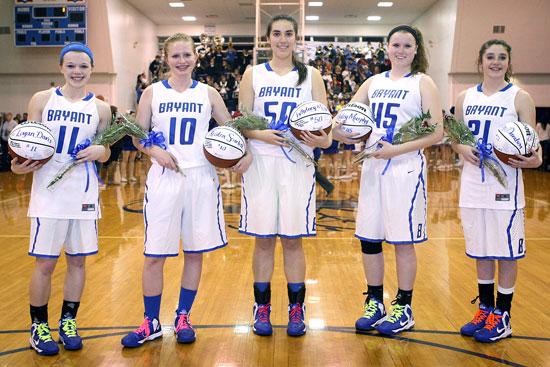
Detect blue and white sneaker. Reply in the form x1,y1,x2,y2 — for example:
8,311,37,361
121,316,163,348
474,308,512,343
460,303,492,336
30,322,59,356
174,311,196,344
287,303,306,337
355,296,388,331
253,303,273,336
58,316,83,350
377,303,415,335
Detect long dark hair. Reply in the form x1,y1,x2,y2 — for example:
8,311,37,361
266,14,307,86
387,25,428,74
476,39,512,82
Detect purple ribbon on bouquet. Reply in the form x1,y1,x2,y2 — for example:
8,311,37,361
476,138,507,183
271,115,296,164
380,126,395,175
140,131,167,150
71,139,104,192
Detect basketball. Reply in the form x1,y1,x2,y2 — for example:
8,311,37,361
493,121,540,165
288,101,332,139
335,102,376,141
203,125,247,168
7,121,56,164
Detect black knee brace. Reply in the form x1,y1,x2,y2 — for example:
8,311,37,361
361,240,383,254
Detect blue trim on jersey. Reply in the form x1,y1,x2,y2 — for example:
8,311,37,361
184,242,227,254
144,252,179,258
215,183,226,244
240,176,249,232
190,80,198,89
408,152,426,242
476,83,483,92
162,79,172,89
505,169,520,257
143,183,150,251
238,230,316,239
386,238,428,245
355,234,385,242
265,62,297,72
82,92,94,101
65,250,98,257
28,253,59,259
385,71,390,78
30,218,40,254
384,71,412,78
500,83,513,92
55,87,63,96
305,171,316,235
466,252,525,260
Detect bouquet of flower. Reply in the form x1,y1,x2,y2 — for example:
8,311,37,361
46,113,152,190
352,111,436,165
228,108,317,166
443,115,507,188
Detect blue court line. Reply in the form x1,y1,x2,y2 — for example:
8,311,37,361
1,325,548,365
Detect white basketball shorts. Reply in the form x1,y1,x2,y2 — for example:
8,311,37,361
28,217,98,258
143,163,227,256
355,153,427,244
239,154,316,238
460,207,525,259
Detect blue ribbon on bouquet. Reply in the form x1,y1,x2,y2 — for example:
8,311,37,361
71,139,104,192
380,126,395,175
271,116,296,164
140,131,167,150
476,138,507,183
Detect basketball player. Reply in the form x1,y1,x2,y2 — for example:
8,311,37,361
121,33,250,347
11,43,112,355
333,25,443,335
452,40,541,342
238,14,331,337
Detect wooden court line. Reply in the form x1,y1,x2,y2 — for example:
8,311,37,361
0,193,31,204
1,234,549,241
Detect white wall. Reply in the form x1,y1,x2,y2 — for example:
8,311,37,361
106,0,158,112
412,0,458,110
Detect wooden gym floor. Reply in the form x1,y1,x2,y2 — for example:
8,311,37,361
0,159,549,366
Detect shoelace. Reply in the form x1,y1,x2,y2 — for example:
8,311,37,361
135,318,151,337
37,323,54,342
471,308,490,325
175,314,193,332
256,304,270,323
362,299,379,318
289,304,304,324
483,313,502,330
387,304,405,323
60,318,78,337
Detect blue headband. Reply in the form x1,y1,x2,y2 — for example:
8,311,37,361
60,43,94,65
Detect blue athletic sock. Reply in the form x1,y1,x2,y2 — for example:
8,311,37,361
288,282,305,293
144,294,162,320
254,282,270,292
177,288,197,314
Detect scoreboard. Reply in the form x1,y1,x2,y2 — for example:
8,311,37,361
14,0,87,47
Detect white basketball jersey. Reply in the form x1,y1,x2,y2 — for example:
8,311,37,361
460,83,524,210
250,63,314,158
367,72,424,160
28,88,101,219
150,80,212,169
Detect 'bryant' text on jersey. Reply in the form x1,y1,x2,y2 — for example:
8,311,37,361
158,102,203,114
464,105,508,117
46,109,93,124
258,86,302,98
370,88,410,100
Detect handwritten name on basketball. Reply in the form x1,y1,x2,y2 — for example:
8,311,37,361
209,130,245,150
13,129,55,145
292,104,329,120
501,126,524,150
159,102,203,114
338,111,371,125
46,110,92,124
